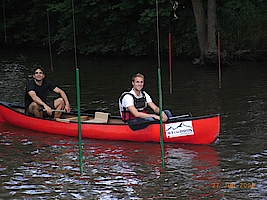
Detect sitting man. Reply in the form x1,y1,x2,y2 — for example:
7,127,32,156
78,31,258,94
119,73,171,122
24,66,70,119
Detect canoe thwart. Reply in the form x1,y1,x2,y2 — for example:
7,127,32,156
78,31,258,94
84,112,110,123
56,115,89,123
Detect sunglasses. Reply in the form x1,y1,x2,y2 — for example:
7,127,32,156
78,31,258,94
34,71,43,75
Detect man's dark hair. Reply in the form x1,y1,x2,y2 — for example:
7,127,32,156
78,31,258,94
32,66,45,75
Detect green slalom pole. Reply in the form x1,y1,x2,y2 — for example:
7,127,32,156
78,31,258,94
72,0,82,175
155,0,165,168
158,68,165,167
76,68,83,175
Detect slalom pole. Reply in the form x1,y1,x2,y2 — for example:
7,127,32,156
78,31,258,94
156,0,165,168
72,0,83,175
218,32,221,88
168,31,173,94
158,68,165,167
168,9,173,94
76,68,83,174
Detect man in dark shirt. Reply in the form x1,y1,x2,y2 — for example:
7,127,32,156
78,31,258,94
25,66,70,119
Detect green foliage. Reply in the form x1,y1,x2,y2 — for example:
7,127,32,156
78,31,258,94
0,0,267,58
218,0,267,52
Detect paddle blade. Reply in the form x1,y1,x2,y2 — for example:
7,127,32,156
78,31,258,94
127,118,154,131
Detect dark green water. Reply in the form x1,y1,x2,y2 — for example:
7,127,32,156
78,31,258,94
0,48,266,199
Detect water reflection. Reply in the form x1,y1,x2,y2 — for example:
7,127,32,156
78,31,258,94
0,123,223,199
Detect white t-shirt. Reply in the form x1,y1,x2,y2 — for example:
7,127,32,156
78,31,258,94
119,88,152,113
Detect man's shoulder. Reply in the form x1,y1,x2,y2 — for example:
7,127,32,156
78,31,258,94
121,89,148,96
119,90,134,102
142,90,148,95
42,79,52,84
27,79,34,84
43,79,56,88
26,79,35,87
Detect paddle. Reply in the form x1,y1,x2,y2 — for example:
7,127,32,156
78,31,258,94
127,114,191,131
41,109,66,113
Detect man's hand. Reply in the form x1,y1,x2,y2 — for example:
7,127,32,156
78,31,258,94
43,105,53,116
161,111,168,122
64,103,71,113
152,112,168,122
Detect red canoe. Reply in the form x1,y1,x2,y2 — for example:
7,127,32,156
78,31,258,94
0,101,220,144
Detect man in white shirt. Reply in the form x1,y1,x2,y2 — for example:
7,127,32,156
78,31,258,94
119,73,170,122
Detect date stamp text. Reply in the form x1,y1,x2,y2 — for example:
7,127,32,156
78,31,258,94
211,182,256,189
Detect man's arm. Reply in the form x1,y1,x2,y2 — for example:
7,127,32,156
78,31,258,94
127,103,168,122
53,87,70,112
122,94,157,119
127,105,161,120
28,90,53,115
147,102,168,122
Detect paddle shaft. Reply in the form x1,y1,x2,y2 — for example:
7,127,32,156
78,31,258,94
169,114,190,120
41,109,66,113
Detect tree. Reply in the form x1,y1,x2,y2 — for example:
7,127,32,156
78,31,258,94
191,0,218,66
218,0,267,61
1,0,267,61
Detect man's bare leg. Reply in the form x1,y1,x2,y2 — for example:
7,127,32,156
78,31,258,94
28,102,43,118
53,98,65,119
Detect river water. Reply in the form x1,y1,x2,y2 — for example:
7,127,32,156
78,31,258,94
0,48,266,199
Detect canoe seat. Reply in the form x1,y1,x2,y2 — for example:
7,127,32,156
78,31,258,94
84,112,110,123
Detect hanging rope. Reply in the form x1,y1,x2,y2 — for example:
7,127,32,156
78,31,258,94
168,1,179,94
170,0,179,20
72,0,78,70
156,1,161,70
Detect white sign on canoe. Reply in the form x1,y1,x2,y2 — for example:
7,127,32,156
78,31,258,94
165,121,194,138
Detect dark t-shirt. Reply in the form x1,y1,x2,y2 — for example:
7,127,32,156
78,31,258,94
24,79,56,109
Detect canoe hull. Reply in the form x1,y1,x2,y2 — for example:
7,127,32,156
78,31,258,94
0,101,220,144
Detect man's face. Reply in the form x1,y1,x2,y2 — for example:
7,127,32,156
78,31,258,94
33,69,45,81
132,77,144,91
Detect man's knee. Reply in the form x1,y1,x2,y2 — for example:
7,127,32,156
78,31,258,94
54,98,64,108
27,102,42,116
29,102,41,110
163,110,172,118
